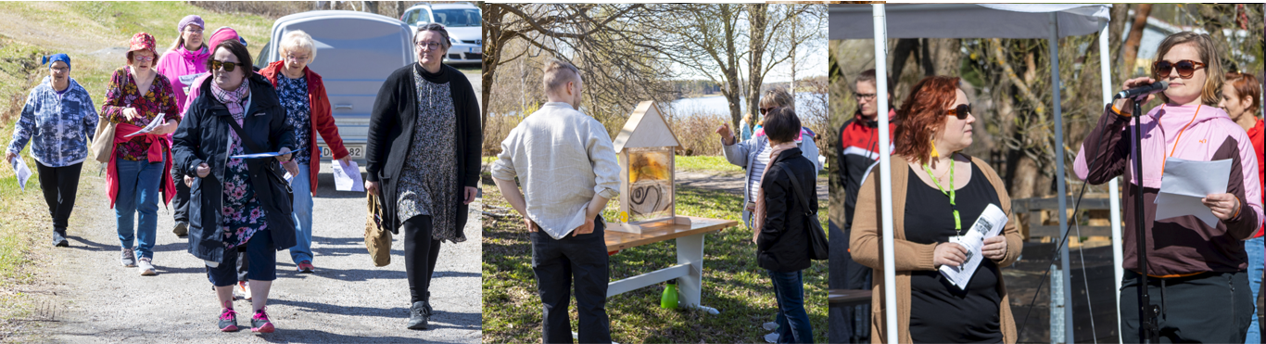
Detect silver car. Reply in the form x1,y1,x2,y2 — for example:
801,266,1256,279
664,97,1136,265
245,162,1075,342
401,3,482,64
254,10,416,166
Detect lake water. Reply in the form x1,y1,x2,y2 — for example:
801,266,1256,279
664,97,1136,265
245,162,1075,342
666,92,826,118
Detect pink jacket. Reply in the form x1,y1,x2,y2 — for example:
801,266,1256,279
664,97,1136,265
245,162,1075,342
155,46,210,114
1075,103,1264,276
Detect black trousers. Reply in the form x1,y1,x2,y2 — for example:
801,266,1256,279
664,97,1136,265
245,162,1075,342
171,169,191,224
1120,270,1251,343
829,218,872,343
404,215,442,303
531,215,610,344
34,161,82,231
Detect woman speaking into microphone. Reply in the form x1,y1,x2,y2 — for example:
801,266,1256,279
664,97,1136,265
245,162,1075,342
1074,31,1264,343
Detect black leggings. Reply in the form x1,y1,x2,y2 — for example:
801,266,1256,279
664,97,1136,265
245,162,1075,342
403,215,442,303
35,161,82,231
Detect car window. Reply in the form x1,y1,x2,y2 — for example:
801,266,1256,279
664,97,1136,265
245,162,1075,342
406,9,431,25
433,8,480,27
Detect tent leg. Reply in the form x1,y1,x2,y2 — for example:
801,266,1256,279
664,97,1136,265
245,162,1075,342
1049,12,1075,344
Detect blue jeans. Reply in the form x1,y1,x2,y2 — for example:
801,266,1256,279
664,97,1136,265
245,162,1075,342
288,164,315,264
1246,236,1264,344
114,157,164,259
769,269,814,343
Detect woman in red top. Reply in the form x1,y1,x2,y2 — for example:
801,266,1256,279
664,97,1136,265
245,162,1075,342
102,32,181,276
1221,71,1265,343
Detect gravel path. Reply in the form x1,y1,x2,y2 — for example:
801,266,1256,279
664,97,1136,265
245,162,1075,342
676,170,829,200
37,162,482,343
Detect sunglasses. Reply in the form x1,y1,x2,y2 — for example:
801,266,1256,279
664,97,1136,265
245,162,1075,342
946,103,971,120
210,60,240,72
1153,60,1206,79
132,55,154,62
759,107,775,115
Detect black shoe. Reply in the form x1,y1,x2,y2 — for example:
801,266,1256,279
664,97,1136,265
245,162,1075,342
407,301,428,330
173,222,189,238
423,292,433,317
52,229,68,247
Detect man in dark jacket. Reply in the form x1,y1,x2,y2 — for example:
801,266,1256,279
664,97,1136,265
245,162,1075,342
831,69,897,343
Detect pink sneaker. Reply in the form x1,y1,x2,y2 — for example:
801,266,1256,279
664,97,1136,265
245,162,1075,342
218,308,238,332
251,308,274,333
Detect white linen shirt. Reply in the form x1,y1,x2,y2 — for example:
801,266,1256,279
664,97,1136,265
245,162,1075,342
491,102,621,239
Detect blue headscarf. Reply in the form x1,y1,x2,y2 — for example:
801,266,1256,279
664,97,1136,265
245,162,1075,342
41,54,71,70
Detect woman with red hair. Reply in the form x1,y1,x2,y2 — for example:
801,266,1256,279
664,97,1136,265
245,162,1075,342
850,75,1022,343
1221,71,1265,344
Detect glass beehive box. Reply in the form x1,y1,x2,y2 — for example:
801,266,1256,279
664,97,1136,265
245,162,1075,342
610,101,691,233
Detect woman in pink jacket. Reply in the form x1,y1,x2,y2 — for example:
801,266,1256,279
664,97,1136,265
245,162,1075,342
156,14,209,238
1074,31,1263,343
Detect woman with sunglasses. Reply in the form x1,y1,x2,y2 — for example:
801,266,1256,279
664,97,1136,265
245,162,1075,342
366,23,481,330
173,38,296,334
1075,32,1263,343
101,32,181,276
156,14,209,239
260,30,351,274
851,75,1022,343
717,87,823,233
5,54,97,248
1221,71,1266,344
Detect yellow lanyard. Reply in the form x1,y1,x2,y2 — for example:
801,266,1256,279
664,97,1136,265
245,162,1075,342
923,157,962,235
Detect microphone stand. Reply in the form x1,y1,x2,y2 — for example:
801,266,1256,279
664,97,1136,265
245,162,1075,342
1129,94,1160,343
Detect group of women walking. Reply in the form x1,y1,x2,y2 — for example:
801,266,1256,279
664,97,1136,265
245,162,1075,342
4,15,479,334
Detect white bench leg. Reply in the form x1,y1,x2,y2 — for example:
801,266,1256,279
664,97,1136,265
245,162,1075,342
677,233,717,314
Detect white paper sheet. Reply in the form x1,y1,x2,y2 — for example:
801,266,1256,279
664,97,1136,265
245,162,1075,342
939,203,1008,289
1154,158,1231,228
10,157,31,191
122,113,167,138
331,160,365,192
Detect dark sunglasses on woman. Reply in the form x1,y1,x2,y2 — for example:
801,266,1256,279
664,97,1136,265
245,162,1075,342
210,60,239,72
1153,59,1205,79
946,103,971,120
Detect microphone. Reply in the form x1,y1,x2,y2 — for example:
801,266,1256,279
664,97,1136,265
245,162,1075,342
1115,80,1169,100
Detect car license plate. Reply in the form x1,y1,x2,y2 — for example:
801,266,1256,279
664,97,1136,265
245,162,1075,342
320,145,365,158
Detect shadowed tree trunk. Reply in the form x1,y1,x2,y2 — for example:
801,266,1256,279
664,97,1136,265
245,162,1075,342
1122,4,1152,80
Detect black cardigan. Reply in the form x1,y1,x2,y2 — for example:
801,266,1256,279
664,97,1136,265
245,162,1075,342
757,147,818,272
366,63,482,235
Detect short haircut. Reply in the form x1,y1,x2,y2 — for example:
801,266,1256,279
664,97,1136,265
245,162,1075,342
856,69,877,87
542,59,580,94
280,30,317,63
759,87,794,110
414,23,452,50
1225,72,1262,116
206,38,252,76
1153,31,1224,106
762,107,801,144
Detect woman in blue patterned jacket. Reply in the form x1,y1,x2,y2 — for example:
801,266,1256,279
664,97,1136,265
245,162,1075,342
5,54,98,247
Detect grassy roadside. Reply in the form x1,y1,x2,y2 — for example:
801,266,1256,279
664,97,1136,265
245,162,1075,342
481,167,829,343
0,2,279,340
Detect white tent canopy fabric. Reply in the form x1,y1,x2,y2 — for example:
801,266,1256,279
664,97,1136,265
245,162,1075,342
829,4,1110,39
830,4,1118,343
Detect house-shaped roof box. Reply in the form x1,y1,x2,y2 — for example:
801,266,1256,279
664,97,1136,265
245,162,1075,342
609,101,691,233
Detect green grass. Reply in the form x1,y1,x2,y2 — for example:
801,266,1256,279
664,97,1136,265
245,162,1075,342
674,155,743,174
482,171,829,343
0,118,47,326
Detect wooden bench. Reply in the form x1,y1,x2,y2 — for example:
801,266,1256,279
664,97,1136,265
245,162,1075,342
603,216,738,313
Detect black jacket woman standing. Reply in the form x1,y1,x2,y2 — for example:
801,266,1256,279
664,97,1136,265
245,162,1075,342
365,23,481,330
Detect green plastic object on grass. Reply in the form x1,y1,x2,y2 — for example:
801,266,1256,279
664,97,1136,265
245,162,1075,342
661,279,678,309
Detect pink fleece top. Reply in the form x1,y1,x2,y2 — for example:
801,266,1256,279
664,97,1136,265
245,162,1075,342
1074,103,1264,230
155,45,210,114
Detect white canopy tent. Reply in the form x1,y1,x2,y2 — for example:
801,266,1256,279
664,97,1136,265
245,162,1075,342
830,4,1118,343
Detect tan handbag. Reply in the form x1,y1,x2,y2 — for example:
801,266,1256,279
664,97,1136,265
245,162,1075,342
90,118,115,163
365,193,392,267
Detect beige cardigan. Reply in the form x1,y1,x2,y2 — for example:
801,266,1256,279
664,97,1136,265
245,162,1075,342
849,154,1023,344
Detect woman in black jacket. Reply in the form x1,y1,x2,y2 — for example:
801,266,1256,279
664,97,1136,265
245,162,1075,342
756,107,818,343
171,39,295,334
364,23,481,330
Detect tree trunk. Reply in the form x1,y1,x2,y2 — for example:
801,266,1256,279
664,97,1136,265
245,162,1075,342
396,1,405,19
1122,4,1152,80
931,39,962,76
889,38,919,95
746,4,768,127
724,5,743,130
363,1,378,14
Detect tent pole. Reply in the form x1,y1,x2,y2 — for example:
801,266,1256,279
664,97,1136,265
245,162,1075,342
1049,12,1075,344
872,5,898,344
1098,19,1125,344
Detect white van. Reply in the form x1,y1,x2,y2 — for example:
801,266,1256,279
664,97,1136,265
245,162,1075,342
254,10,416,166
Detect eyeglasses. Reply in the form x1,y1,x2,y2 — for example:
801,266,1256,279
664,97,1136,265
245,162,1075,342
50,66,68,73
1153,60,1206,79
415,41,443,51
184,27,203,34
285,54,309,61
946,103,971,120
759,107,775,115
210,60,240,72
132,55,154,62
856,92,877,101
